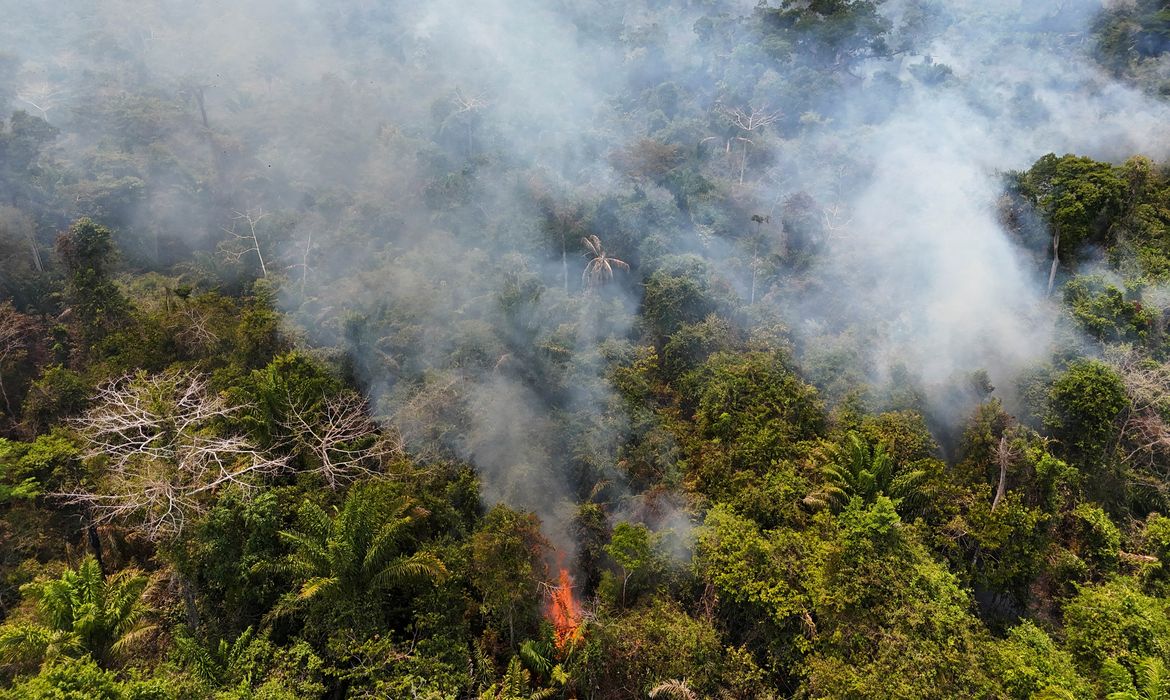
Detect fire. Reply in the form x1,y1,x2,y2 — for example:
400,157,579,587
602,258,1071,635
548,566,582,650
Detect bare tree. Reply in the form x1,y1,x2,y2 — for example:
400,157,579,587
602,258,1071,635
15,81,67,121
821,203,853,243
1112,352,1170,475
174,305,220,355
448,87,489,157
717,104,780,185
281,390,401,489
551,201,584,293
221,208,270,278
291,229,314,300
581,235,629,289
748,214,771,305
0,207,43,273
1046,226,1061,297
992,433,1023,512
59,371,287,540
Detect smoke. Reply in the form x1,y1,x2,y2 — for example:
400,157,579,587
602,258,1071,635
3,0,1170,551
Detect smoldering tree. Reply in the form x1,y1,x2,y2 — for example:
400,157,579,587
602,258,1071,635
59,370,288,540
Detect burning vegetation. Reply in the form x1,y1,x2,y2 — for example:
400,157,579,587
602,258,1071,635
548,566,583,651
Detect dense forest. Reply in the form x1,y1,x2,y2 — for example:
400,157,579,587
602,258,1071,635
5,0,1170,697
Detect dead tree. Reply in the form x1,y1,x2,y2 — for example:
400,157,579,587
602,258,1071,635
59,371,287,540
1113,353,1170,474
221,208,270,278
449,87,489,158
718,104,780,185
992,433,1022,512
281,389,401,489
581,235,629,289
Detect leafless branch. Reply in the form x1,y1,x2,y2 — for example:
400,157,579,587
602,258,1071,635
281,389,401,489
992,434,1022,511
1110,352,1170,476
175,305,220,354
58,371,287,539
220,208,270,278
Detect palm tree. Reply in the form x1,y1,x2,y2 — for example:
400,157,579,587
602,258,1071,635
581,235,629,289
0,557,154,670
478,656,556,700
1107,657,1170,700
272,483,446,627
805,432,927,513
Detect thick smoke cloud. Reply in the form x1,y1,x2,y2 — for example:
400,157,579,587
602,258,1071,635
3,0,1169,550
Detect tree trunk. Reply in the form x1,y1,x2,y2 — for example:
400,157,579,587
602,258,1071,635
1046,228,1060,296
739,141,748,185
561,232,568,293
0,377,11,420
27,233,42,273
87,523,107,577
82,503,107,577
992,435,1009,512
180,574,200,630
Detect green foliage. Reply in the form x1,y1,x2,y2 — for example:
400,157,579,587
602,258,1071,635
55,219,131,353
575,599,725,700
173,627,325,699
1104,656,1170,700
804,498,1002,698
0,656,173,700
232,351,344,448
1062,578,1170,674
478,656,555,700
0,558,154,671
990,622,1093,700
692,351,823,453
21,366,89,432
274,482,446,633
1045,359,1128,473
807,432,928,513
1069,504,1122,577
640,257,732,342
601,522,664,607
1021,154,1126,257
471,505,547,650
1064,276,1153,345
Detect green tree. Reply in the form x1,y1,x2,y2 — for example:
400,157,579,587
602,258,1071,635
55,218,130,354
274,482,446,631
1048,362,1127,482
478,656,555,700
1019,154,1126,294
0,557,154,670
471,506,547,649
603,522,661,607
806,432,927,512
1104,656,1170,700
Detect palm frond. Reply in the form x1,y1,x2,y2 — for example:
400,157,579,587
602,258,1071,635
298,576,340,601
650,679,698,700
370,551,447,592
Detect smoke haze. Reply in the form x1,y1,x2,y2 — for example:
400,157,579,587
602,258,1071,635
2,0,1166,547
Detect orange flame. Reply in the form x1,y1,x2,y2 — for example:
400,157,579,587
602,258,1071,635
548,567,582,650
